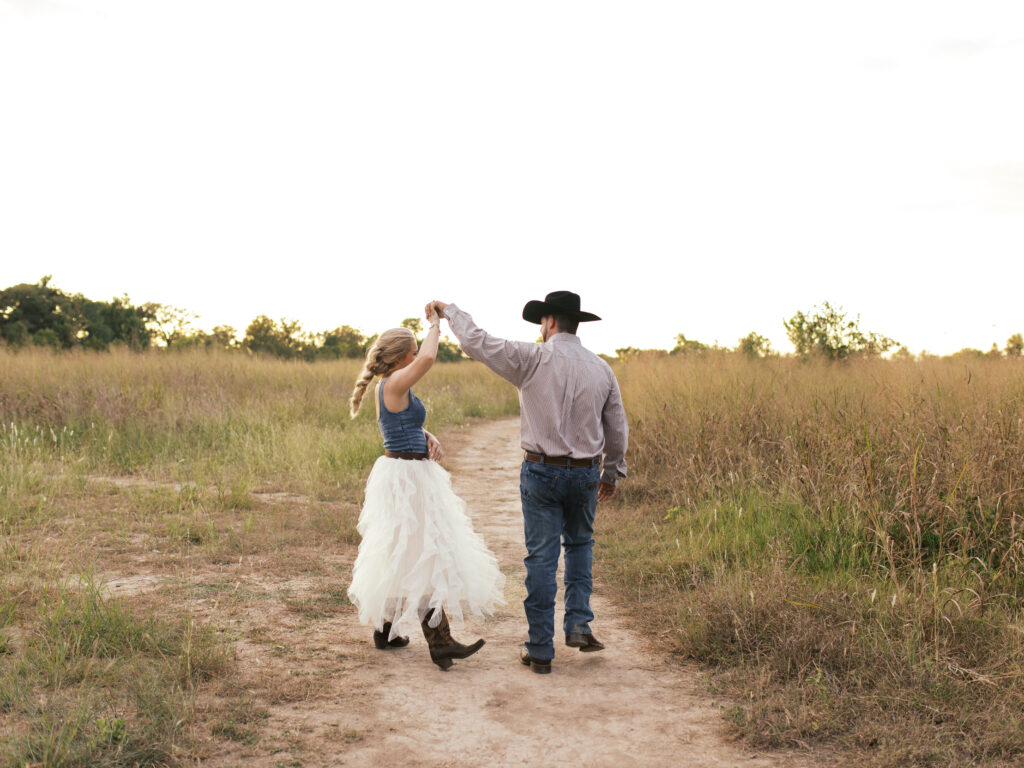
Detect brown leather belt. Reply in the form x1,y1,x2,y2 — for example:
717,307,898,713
524,451,600,468
385,450,429,460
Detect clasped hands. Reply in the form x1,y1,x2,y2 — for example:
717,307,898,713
424,300,448,326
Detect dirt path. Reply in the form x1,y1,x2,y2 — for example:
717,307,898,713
92,417,816,766
297,417,808,768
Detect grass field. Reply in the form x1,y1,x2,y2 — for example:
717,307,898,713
601,352,1024,767
0,347,518,766
1,346,1022,766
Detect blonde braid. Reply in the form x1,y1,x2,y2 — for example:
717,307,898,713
348,328,416,418
348,364,376,418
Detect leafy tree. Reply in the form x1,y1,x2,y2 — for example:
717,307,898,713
436,338,465,362
33,328,60,348
951,347,986,359
2,320,28,347
171,324,239,351
243,315,310,359
0,276,79,348
149,304,197,348
242,316,277,353
737,332,772,359
671,334,708,355
783,302,897,360
90,295,155,349
206,325,239,350
71,297,114,350
1006,333,1023,357
317,325,367,359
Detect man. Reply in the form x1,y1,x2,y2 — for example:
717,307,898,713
430,291,628,675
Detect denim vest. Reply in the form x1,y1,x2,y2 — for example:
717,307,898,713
377,378,428,453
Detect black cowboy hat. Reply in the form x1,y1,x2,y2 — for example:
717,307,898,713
522,291,601,324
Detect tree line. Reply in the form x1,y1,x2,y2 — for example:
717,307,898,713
0,277,464,361
3,279,1020,362
617,301,1024,361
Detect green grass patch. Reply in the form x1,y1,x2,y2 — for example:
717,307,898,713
0,578,230,767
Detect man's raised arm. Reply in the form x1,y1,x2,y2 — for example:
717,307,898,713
431,301,539,388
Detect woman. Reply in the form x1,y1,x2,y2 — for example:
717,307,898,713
346,304,505,670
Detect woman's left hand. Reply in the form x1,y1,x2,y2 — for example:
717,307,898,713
426,432,444,461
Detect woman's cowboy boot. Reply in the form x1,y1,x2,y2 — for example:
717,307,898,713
420,608,485,670
373,622,410,650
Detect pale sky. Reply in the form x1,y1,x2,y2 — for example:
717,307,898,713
1,1,1022,355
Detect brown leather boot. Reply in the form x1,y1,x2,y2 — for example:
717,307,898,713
420,608,485,670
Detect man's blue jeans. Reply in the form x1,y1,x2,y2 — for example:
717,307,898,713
520,460,601,661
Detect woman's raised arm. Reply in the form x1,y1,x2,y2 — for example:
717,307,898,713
383,305,441,400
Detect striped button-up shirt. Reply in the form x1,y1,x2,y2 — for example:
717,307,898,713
444,303,628,485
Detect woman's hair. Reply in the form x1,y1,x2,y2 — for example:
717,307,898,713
349,328,416,417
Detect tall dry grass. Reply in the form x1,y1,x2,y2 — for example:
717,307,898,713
600,352,1024,767
0,346,519,507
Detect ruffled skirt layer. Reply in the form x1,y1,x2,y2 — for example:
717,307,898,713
347,456,505,641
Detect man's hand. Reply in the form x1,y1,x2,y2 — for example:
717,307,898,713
597,482,617,502
431,300,449,317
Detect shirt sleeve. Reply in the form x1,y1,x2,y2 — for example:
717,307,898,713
600,371,629,485
444,304,540,388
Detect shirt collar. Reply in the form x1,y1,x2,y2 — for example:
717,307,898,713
548,333,582,345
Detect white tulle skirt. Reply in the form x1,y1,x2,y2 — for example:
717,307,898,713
347,456,506,641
